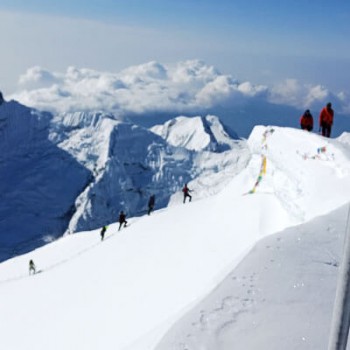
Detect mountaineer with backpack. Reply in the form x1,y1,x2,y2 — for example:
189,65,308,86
319,102,334,138
182,183,192,204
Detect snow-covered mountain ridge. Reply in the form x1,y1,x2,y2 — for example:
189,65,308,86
0,101,246,262
0,125,349,350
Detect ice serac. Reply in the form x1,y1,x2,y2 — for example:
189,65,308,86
150,115,239,152
0,101,91,262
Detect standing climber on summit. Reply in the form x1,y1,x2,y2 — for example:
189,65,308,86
319,102,334,138
182,183,192,203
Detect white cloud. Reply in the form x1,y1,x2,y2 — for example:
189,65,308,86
237,81,268,97
195,76,236,107
336,91,350,113
268,79,339,111
9,61,350,117
18,66,61,89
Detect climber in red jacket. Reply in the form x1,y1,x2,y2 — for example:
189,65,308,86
319,102,334,138
300,109,314,131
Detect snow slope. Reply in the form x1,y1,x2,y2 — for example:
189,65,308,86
0,127,349,350
156,204,349,350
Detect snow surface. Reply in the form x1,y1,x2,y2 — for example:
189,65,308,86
156,205,349,350
0,126,350,350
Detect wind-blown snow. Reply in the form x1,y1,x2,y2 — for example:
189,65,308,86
0,126,350,350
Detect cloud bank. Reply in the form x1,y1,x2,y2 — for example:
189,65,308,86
9,60,350,117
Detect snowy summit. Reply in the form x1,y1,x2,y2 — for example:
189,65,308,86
1,113,350,349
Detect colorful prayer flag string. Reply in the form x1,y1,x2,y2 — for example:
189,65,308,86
297,146,334,161
244,127,274,195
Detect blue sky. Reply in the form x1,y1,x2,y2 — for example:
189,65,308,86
1,0,350,94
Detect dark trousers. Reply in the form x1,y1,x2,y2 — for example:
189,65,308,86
118,220,127,231
183,193,192,203
321,123,332,138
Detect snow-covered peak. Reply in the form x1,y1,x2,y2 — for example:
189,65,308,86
150,115,238,152
49,111,122,170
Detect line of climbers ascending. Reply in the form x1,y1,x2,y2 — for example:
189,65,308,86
300,102,334,138
114,184,193,233
103,184,193,238
28,184,194,275
103,184,193,239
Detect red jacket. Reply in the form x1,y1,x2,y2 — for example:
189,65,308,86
319,107,334,126
300,114,313,129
